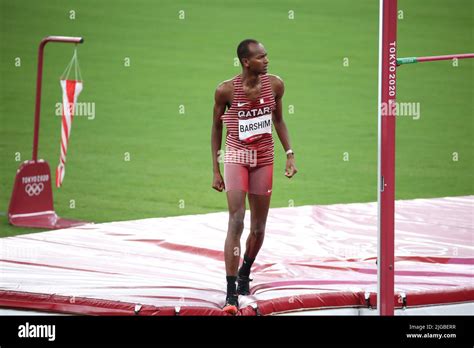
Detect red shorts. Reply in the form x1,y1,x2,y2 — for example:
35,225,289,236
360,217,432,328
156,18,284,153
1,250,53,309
224,163,273,196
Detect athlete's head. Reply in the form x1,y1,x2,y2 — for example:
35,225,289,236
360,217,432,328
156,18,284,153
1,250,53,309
237,39,268,74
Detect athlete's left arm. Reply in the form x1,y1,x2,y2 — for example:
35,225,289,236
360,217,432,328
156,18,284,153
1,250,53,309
271,75,298,178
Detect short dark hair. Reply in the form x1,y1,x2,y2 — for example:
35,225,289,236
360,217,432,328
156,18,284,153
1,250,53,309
237,39,260,65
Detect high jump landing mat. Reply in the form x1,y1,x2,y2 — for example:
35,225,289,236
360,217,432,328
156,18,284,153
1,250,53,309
0,196,472,315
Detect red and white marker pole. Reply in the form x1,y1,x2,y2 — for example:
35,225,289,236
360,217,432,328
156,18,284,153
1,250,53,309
377,2,473,316
377,0,397,316
8,36,87,230
32,36,83,161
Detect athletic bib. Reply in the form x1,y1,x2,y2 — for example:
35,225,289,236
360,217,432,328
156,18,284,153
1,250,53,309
238,113,272,144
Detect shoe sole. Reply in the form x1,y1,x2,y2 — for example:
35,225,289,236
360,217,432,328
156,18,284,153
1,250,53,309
222,304,238,315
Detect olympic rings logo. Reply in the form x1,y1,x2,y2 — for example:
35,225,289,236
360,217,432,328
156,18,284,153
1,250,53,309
25,183,44,196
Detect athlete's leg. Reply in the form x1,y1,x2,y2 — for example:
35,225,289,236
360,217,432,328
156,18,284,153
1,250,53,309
224,189,246,276
222,164,248,313
236,193,271,296
245,192,271,260
244,164,273,259
223,164,249,276
237,165,273,295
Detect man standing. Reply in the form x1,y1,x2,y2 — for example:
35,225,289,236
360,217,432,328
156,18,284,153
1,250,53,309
211,39,297,314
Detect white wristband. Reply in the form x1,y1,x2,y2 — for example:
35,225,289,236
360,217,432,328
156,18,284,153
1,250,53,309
286,149,294,156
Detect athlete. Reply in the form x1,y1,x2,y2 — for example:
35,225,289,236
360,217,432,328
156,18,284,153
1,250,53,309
211,39,297,315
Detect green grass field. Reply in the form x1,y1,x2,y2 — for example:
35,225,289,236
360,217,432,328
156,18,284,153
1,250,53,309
0,0,472,237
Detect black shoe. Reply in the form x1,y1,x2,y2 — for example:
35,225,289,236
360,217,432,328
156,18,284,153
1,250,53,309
223,293,239,315
237,275,253,296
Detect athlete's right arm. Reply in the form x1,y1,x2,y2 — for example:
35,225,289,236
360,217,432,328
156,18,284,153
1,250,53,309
211,82,231,192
